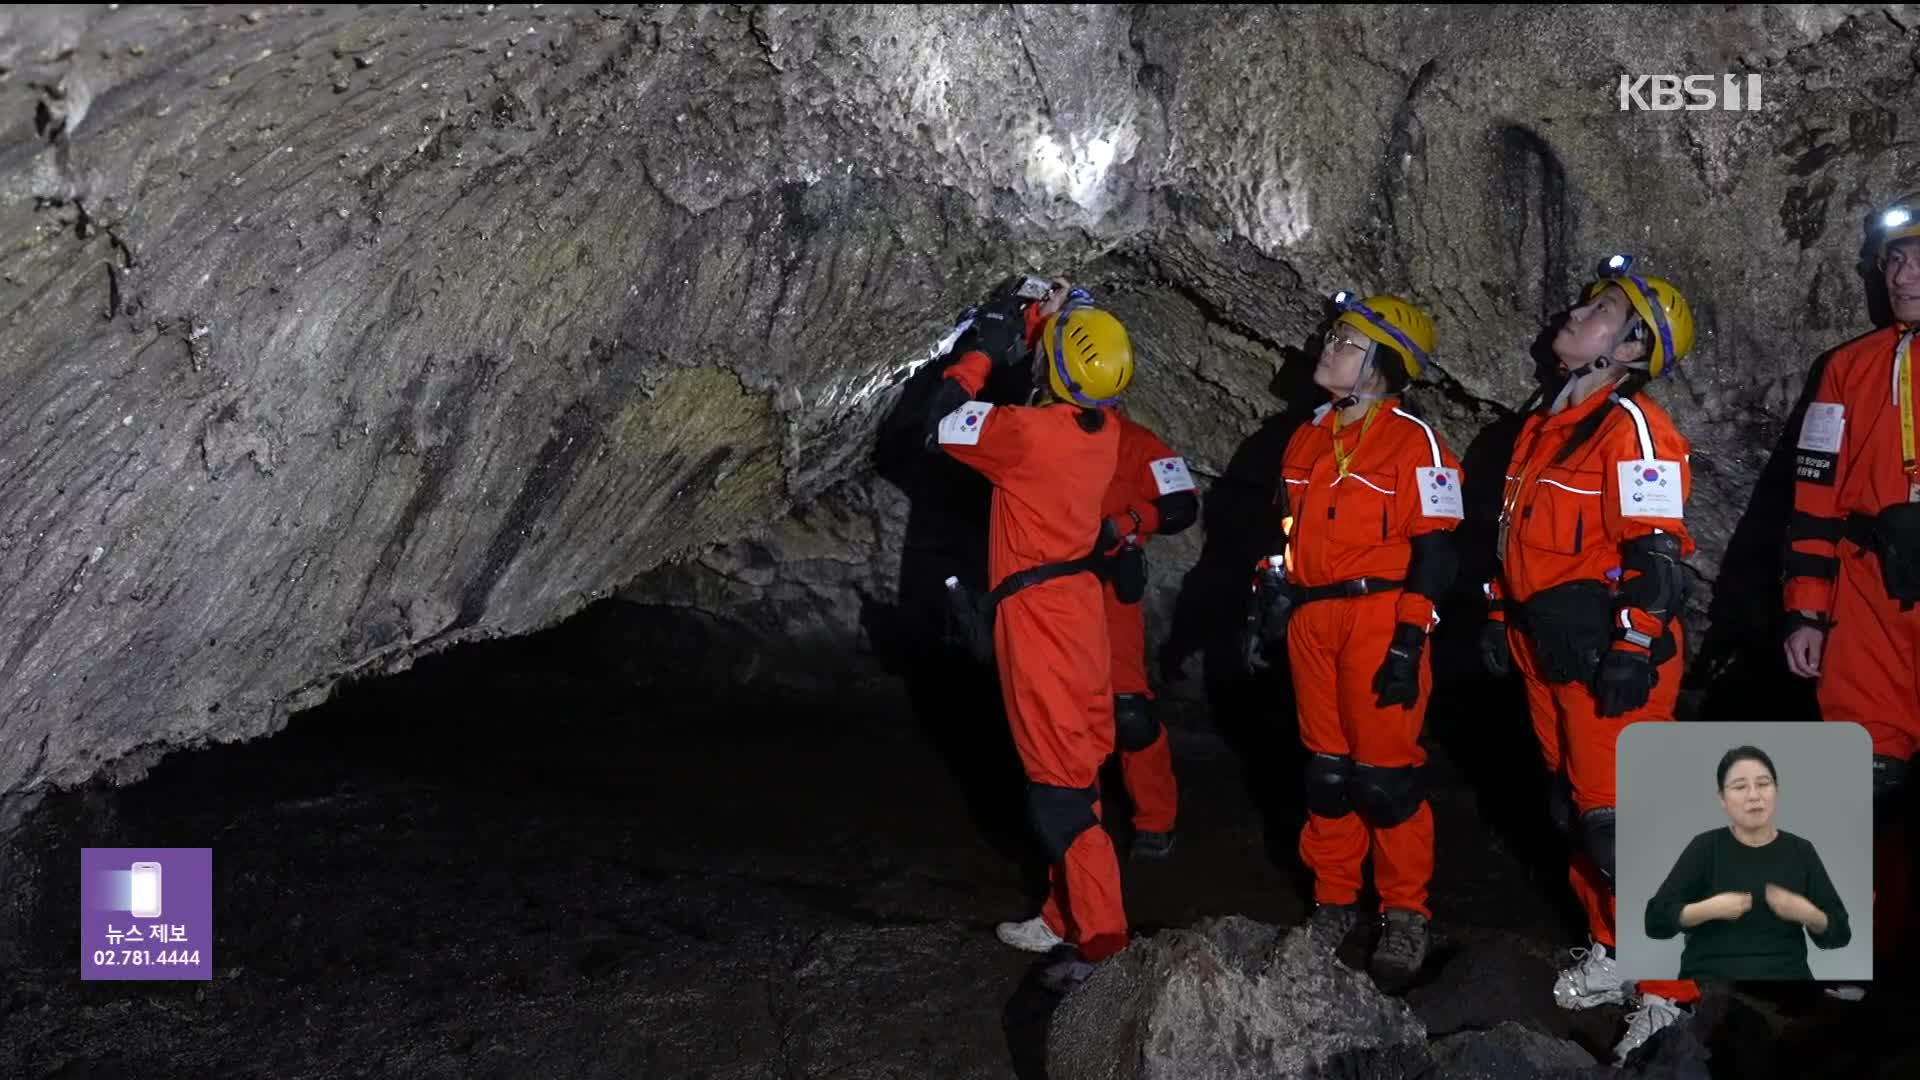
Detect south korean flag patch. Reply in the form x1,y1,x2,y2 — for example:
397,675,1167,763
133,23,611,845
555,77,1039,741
938,401,993,446
1416,467,1464,519
1150,456,1197,495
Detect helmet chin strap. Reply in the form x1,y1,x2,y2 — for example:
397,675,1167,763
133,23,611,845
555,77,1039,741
1330,342,1384,412
1551,316,1642,413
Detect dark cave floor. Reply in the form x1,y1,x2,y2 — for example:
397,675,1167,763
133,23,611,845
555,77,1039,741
1,612,1914,1079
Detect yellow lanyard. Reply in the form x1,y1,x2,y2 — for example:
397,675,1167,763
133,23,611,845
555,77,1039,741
1331,402,1383,479
1900,331,1917,478
1500,425,1553,525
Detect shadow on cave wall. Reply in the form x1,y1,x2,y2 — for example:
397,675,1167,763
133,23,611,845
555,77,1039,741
1686,228,1895,728
1685,349,1831,728
861,349,1050,901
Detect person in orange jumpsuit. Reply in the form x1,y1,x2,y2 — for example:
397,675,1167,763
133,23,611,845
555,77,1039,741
1097,412,1200,859
1479,256,1701,1063
924,277,1137,992
1243,293,1462,990
1782,194,1920,982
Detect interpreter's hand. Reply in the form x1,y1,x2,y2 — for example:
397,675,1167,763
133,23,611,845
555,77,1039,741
1765,884,1818,925
1703,890,1753,922
1784,621,1825,679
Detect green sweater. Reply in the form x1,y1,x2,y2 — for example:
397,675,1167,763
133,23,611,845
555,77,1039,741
1644,828,1851,981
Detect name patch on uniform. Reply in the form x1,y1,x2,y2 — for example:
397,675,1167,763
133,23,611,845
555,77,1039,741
1618,459,1683,518
1797,402,1845,454
1794,450,1837,486
938,401,993,446
1150,456,1197,495
1415,467,1464,518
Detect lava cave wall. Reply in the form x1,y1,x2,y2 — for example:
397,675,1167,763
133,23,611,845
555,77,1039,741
4,3,1920,833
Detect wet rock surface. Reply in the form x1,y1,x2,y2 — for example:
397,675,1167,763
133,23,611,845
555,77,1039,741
2,1,1917,823
3,610,1915,1079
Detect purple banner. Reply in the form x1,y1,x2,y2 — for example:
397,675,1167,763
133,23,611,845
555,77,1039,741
80,847,212,981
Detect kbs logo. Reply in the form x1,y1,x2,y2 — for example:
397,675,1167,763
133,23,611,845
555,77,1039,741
1618,75,1763,112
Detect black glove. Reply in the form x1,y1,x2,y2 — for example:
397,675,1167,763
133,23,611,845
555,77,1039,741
1591,643,1657,718
1241,611,1271,675
1372,622,1427,709
1241,561,1292,675
1109,545,1147,605
1480,619,1511,677
967,303,1027,370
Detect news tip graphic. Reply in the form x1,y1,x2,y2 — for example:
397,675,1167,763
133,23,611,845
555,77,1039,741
81,847,213,981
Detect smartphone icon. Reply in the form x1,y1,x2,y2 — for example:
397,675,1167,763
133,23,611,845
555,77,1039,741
129,862,162,919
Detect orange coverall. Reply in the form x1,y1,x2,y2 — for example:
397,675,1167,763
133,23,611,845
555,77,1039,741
1783,322,1920,964
936,347,1128,962
1489,385,1698,1004
1098,412,1198,835
1280,398,1463,918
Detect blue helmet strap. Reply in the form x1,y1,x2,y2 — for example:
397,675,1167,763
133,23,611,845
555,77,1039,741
1051,296,1122,408
1621,274,1674,376
1336,297,1428,378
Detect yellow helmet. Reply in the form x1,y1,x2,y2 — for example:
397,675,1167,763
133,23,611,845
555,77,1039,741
1332,293,1435,380
1042,303,1134,407
1582,256,1695,378
1874,191,1920,262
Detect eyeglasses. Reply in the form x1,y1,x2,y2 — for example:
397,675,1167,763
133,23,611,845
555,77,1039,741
1722,777,1775,794
1323,329,1368,353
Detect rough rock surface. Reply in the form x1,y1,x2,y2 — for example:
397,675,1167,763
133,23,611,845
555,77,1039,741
1044,916,1723,1080
6,3,1920,820
1045,916,1429,1080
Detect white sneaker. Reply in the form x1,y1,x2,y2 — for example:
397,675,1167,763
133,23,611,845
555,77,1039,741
1613,992,1684,1063
995,915,1064,953
1823,983,1868,1003
1552,937,1625,1009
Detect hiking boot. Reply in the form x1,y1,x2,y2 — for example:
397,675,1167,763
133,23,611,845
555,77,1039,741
995,916,1064,954
1304,901,1364,951
1369,908,1430,987
1131,829,1176,860
1613,992,1684,1063
1553,937,1625,1010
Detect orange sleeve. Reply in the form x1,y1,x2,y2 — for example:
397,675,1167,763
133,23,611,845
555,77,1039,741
944,352,991,396
1392,416,1465,628
1598,397,1694,555
1598,397,1693,645
1783,358,1849,619
1108,425,1180,539
935,395,1029,485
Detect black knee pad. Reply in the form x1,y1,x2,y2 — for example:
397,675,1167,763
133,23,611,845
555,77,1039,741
1547,772,1577,839
1114,694,1160,753
1580,806,1617,882
1350,762,1426,828
1305,752,1354,818
1028,782,1100,860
